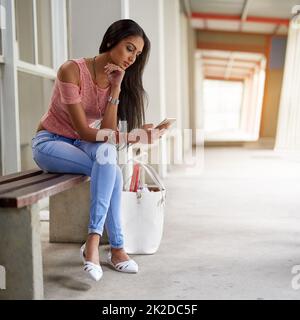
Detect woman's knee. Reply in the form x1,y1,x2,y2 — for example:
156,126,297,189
94,143,117,165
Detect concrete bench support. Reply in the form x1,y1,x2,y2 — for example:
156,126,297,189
49,180,108,244
0,168,113,300
0,203,43,300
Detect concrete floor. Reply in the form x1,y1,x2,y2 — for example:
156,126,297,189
42,146,300,299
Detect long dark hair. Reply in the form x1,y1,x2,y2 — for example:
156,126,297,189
99,19,151,132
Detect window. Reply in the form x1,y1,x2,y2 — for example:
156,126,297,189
0,0,67,173
15,0,35,63
18,71,54,170
15,0,67,171
15,0,53,67
36,0,53,68
15,0,67,72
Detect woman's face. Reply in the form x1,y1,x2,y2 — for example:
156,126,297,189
109,35,144,70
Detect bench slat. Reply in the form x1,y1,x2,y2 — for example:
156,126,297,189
0,169,43,185
0,172,62,195
0,174,90,208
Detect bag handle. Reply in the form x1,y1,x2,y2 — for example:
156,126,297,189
121,159,165,191
121,159,166,206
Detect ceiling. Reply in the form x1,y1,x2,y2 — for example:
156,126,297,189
201,49,265,81
189,0,300,35
188,0,292,80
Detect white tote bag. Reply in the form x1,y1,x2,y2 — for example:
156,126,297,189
120,159,166,254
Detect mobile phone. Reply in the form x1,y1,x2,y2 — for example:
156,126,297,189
155,118,176,130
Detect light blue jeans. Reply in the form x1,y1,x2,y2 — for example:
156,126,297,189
31,129,124,248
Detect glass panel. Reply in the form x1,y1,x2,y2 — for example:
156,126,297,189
36,0,53,68
18,71,54,170
15,0,35,63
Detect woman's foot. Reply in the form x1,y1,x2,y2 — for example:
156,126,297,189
107,248,139,273
110,248,131,265
81,234,103,281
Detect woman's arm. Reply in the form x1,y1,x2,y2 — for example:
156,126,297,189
99,86,120,131
58,62,163,144
57,61,118,142
100,63,125,131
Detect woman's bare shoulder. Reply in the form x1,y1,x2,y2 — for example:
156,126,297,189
57,60,80,85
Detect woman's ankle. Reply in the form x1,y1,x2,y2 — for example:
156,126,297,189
111,247,125,253
87,233,101,245
85,234,101,264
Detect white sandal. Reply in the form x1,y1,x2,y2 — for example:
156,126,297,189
107,250,139,273
80,243,103,281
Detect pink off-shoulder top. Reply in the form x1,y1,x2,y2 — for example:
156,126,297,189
40,58,111,139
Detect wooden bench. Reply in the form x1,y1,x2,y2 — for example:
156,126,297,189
0,168,105,300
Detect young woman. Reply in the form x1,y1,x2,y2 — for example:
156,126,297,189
31,19,168,281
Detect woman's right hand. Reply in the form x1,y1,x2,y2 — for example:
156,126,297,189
104,63,125,89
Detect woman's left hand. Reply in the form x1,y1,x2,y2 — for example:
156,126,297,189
141,123,154,131
142,122,171,132
104,63,125,88
141,123,170,139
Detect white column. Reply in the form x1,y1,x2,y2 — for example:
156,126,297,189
1,0,21,174
121,0,129,19
128,0,167,176
51,0,68,71
163,0,181,171
248,68,259,135
253,66,265,137
275,24,300,152
239,64,265,140
180,13,189,132
240,77,250,133
194,54,204,144
163,0,181,124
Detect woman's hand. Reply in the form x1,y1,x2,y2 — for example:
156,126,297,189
140,123,169,144
104,63,125,89
155,122,172,131
141,123,154,131
145,128,166,144
128,127,166,145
